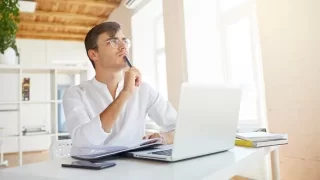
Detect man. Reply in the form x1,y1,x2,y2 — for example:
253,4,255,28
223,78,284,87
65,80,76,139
62,21,177,148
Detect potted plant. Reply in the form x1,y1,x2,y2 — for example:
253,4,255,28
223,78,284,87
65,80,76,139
0,0,20,65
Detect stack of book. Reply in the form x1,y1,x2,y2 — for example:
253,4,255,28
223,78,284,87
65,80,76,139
235,132,288,148
22,125,49,136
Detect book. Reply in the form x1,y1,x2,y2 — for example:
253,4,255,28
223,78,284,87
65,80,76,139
236,132,287,142
235,138,288,148
71,138,162,161
22,125,46,132
22,131,49,136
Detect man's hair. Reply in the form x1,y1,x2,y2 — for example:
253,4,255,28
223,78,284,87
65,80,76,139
84,21,121,69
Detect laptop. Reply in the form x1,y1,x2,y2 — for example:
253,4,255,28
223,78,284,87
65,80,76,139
125,82,242,162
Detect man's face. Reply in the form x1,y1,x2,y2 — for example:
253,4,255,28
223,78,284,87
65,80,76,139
90,30,130,70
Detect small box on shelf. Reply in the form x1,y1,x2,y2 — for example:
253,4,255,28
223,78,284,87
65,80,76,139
22,125,49,136
22,77,30,101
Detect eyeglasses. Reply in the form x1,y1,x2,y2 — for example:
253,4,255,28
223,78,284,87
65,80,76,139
92,37,131,49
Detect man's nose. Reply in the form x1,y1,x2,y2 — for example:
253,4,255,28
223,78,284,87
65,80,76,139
118,41,127,51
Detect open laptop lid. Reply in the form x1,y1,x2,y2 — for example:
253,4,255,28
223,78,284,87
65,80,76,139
169,83,242,161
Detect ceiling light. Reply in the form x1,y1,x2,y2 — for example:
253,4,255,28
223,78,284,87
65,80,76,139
18,0,37,13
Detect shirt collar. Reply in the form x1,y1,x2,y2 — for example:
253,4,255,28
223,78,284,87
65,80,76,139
91,76,124,92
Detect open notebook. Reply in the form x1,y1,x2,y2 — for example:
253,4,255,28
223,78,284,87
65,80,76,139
71,138,162,161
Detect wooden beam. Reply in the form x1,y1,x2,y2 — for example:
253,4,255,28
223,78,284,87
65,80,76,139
45,0,119,8
20,10,107,22
16,30,85,40
16,35,83,41
19,21,92,32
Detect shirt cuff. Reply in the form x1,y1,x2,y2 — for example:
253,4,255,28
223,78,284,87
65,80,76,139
161,124,175,133
80,115,111,145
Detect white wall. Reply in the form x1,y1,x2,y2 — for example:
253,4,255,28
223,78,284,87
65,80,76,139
0,39,90,153
17,39,89,65
256,0,320,179
108,0,187,109
108,3,134,60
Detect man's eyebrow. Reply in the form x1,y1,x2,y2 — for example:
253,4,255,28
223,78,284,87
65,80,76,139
106,37,117,40
106,37,127,40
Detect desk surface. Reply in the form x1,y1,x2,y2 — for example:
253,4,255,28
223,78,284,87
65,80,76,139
1,146,277,180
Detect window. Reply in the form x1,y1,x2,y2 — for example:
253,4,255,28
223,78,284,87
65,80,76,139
132,0,167,131
154,16,168,100
57,85,69,133
183,0,265,126
131,0,167,99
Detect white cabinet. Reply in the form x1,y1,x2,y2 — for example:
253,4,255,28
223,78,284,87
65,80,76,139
0,65,88,166
0,39,90,166
17,40,47,65
46,40,88,65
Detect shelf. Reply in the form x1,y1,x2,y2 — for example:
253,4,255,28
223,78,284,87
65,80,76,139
0,135,19,139
0,101,19,105
0,64,20,70
0,64,88,73
0,65,20,73
58,133,69,136
0,109,19,112
0,100,62,105
0,133,68,139
21,100,56,104
0,100,61,105
21,133,56,138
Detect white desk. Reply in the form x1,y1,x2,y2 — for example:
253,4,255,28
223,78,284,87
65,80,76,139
1,146,280,180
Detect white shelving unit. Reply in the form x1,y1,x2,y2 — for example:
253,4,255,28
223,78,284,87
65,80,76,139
0,127,8,167
0,64,89,166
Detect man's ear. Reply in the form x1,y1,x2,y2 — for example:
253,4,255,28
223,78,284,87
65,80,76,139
88,49,98,62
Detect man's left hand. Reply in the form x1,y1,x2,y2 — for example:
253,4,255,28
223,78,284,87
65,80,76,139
143,133,166,144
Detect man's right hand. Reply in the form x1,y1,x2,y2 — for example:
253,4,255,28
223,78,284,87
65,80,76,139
122,67,141,95
100,67,141,132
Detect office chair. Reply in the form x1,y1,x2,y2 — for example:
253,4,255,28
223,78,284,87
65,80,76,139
49,139,72,160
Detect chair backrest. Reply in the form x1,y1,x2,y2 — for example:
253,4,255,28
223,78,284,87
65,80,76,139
49,139,72,160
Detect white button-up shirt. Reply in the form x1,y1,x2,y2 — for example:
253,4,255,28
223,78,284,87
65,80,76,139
62,77,177,149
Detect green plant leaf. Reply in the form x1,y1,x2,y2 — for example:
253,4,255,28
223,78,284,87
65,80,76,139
0,0,20,56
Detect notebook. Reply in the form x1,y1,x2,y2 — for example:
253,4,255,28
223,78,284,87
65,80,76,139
235,138,288,148
71,138,162,161
236,132,287,142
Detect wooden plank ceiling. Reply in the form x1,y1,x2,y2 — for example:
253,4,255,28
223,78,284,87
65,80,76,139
17,0,122,41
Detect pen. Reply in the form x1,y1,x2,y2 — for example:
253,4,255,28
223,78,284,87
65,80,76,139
124,56,132,68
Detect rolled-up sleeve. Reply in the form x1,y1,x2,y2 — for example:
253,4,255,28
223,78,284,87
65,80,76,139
62,87,110,147
146,84,177,132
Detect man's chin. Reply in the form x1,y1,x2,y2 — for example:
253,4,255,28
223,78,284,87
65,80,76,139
115,63,129,70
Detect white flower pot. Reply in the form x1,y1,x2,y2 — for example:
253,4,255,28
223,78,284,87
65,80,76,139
0,47,17,65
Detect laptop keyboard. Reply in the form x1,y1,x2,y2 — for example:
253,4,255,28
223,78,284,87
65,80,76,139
150,149,172,156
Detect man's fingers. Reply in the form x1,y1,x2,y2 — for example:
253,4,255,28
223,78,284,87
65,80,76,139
128,68,141,85
143,134,156,140
135,75,141,86
143,135,151,140
132,71,141,86
150,133,161,139
143,133,164,141
149,134,156,139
